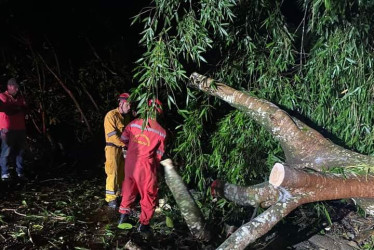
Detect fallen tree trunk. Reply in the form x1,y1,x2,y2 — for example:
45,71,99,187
124,240,142,250
217,199,300,250
211,180,280,207
189,72,373,171
185,72,374,249
270,163,374,197
217,163,374,249
161,159,211,241
269,163,374,203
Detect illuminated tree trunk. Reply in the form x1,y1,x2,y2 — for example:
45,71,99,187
187,72,374,250
189,72,372,171
211,180,279,207
161,159,211,241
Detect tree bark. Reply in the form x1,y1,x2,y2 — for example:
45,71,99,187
185,72,374,249
217,200,300,250
217,163,374,249
353,198,374,216
189,72,373,171
124,240,142,250
269,163,374,200
211,180,280,207
161,159,211,241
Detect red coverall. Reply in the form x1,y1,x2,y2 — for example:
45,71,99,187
0,91,27,177
119,118,166,225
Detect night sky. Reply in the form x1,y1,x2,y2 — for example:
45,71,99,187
0,0,303,75
0,0,148,78
0,0,153,145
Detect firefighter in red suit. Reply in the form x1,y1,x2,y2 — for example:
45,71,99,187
118,98,166,236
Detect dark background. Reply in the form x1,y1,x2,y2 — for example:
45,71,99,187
0,0,149,84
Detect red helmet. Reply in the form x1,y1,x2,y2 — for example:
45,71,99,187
148,98,163,114
118,93,130,102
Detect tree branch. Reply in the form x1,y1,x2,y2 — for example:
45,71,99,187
161,159,211,241
211,180,280,207
38,54,92,134
188,72,373,170
270,163,374,202
217,162,374,249
217,200,300,249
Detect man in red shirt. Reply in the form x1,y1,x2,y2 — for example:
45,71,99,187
0,78,28,181
118,98,166,237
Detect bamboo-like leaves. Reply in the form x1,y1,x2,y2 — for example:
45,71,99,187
132,0,374,191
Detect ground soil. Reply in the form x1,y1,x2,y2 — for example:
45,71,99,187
0,162,215,249
1,156,373,249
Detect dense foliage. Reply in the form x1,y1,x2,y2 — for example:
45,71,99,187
1,1,374,248
131,0,374,190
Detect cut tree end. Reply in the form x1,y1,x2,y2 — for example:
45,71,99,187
269,163,285,187
160,159,174,170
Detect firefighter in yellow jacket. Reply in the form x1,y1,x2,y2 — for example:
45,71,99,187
104,93,132,208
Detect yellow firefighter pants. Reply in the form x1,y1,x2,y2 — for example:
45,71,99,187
104,146,124,202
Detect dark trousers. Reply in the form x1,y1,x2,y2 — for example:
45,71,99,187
0,129,26,176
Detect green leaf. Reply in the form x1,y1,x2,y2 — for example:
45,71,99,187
324,0,331,10
166,216,174,228
118,223,133,230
